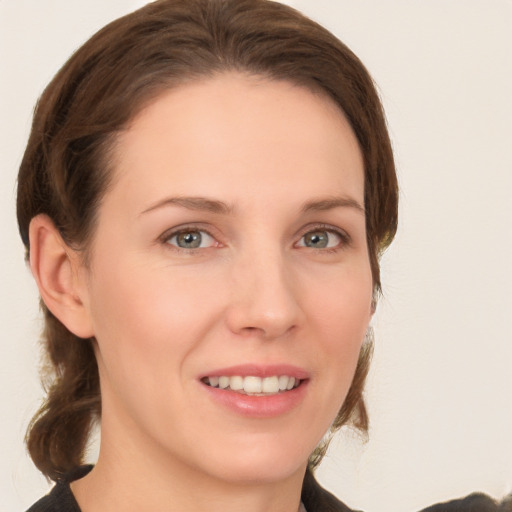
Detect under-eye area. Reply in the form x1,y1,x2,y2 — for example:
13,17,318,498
201,375,304,395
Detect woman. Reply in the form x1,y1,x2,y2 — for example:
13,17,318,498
22,0,504,510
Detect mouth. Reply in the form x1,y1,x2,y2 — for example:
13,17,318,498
199,365,309,417
201,375,303,396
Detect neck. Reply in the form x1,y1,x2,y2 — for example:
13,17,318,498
72,421,307,512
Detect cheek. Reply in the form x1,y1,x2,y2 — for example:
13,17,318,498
85,261,228,436
304,264,373,399
87,260,225,372
307,263,373,341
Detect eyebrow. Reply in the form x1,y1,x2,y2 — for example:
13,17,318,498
141,196,233,216
301,196,366,215
141,195,365,216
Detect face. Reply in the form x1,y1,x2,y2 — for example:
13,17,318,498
77,73,373,484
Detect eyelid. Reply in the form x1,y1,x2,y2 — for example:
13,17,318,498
294,223,352,249
157,222,351,252
158,224,221,251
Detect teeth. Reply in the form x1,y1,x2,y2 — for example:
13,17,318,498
230,375,244,391
262,376,279,393
243,376,262,393
218,376,230,389
206,375,301,394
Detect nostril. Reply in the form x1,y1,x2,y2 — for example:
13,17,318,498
238,325,267,337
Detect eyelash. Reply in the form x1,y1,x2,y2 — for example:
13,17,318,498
159,223,351,254
296,223,351,253
160,225,219,253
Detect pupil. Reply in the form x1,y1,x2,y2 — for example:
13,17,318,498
306,231,328,248
178,231,201,248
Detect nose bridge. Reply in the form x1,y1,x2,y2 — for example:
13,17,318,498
226,242,301,339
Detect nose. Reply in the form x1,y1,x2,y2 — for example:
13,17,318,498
224,248,303,340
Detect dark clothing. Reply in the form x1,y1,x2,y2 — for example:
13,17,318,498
301,469,360,512
418,493,511,512
25,466,357,512
26,466,90,512
26,465,507,512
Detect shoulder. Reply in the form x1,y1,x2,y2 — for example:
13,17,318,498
301,470,509,512
419,493,508,512
25,466,92,512
25,482,80,512
25,484,76,512
301,469,362,512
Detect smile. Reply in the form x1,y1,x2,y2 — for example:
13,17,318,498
202,375,302,395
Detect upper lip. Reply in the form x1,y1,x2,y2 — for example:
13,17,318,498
199,364,309,380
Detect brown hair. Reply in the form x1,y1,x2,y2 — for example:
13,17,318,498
17,0,398,481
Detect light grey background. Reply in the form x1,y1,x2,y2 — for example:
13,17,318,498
1,1,511,511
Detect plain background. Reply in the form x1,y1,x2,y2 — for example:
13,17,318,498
1,1,511,511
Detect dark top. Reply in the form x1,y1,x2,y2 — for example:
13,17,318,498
25,466,357,512
26,465,509,512
419,493,511,512
26,466,90,512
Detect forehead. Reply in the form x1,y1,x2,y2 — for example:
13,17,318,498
110,73,364,208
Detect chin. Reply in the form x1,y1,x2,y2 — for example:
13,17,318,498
195,435,312,485
212,459,307,486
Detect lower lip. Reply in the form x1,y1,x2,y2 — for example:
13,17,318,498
201,381,309,418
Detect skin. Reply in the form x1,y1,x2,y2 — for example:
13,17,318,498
30,73,373,512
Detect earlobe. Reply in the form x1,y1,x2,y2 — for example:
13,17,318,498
368,297,377,328
29,214,94,339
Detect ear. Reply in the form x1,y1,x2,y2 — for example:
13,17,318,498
368,297,377,328
29,214,94,339
370,297,377,316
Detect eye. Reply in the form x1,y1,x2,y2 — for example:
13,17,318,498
296,228,346,250
166,229,216,250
